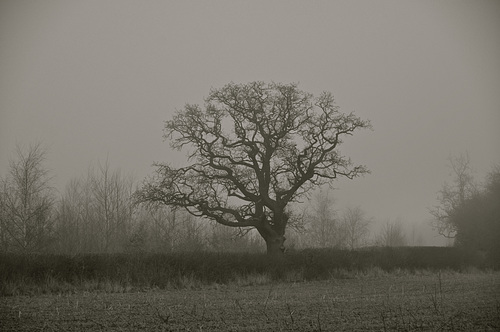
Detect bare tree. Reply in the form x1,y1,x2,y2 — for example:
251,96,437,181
305,190,343,248
174,212,206,252
87,161,134,252
130,204,178,252
137,82,371,255
377,219,407,247
54,162,135,254
430,153,477,238
410,223,424,246
208,222,263,253
0,144,55,253
342,206,370,250
130,205,207,252
54,178,86,254
0,181,11,251
445,165,500,260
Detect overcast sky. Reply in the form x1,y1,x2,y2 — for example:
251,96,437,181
1,0,499,245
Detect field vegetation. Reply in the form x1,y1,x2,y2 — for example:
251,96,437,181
1,98,499,330
1,254,498,331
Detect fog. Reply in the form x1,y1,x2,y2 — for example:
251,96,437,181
1,0,499,246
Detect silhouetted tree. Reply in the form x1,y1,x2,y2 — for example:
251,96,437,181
137,82,371,255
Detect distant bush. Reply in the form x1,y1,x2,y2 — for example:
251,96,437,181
0,247,494,296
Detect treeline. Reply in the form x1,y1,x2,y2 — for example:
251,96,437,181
292,191,414,249
1,145,498,257
0,145,264,254
51,162,267,254
0,144,409,255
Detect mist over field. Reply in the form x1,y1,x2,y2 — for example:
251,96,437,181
2,4,500,331
1,1,499,251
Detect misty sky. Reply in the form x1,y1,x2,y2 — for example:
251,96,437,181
1,1,499,245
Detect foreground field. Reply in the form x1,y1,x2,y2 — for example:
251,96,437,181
1,271,499,331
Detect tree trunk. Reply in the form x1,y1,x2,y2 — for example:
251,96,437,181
256,212,288,256
265,234,286,256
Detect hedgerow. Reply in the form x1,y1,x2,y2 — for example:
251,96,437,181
0,247,494,296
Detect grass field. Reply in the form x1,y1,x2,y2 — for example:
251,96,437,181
1,271,499,331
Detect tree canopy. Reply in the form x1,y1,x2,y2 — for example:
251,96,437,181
137,82,371,255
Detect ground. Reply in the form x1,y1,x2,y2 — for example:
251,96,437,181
1,271,499,331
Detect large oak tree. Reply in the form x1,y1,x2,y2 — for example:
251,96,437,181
137,82,371,255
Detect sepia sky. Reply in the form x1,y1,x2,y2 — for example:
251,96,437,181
1,0,499,245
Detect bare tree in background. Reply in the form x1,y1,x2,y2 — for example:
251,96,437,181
55,174,103,253
305,190,343,248
54,178,86,254
0,144,55,253
174,212,206,252
0,181,10,252
377,219,407,247
54,162,134,253
137,82,371,255
342,206,370,250
88,161,134,252
430,153,477,238
130,204,178,252
410,223,424,246
129,205,207,252
208,222,263,253
442,165,500,261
